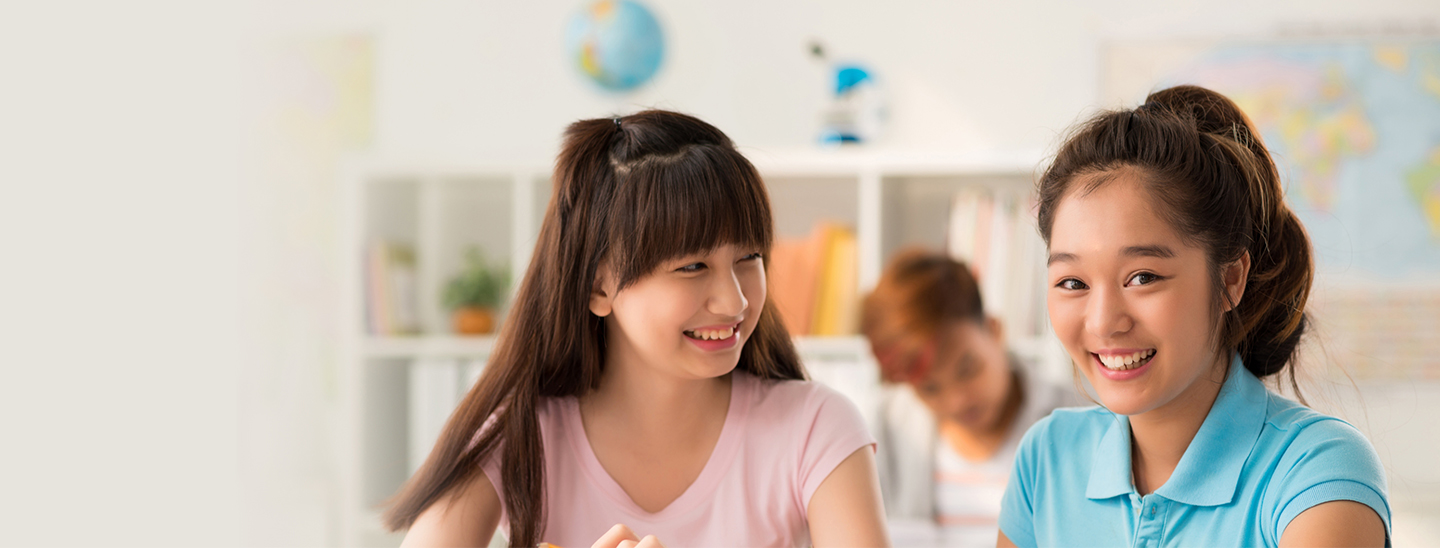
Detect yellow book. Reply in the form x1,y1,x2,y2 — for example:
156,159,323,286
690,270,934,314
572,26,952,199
811,224,856,336
829,230,859,335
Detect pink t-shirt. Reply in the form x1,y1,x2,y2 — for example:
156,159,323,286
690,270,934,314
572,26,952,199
480,370,875,547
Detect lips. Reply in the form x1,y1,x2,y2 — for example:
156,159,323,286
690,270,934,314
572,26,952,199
1095,349,1156,371
684,323,738,341
683,322,742,352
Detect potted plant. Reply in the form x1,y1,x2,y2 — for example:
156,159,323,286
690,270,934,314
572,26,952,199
441,248,510,335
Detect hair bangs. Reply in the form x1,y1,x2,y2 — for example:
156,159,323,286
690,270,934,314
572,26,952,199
607,144,773,287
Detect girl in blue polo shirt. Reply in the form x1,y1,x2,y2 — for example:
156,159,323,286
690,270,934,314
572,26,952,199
999,85,1390,547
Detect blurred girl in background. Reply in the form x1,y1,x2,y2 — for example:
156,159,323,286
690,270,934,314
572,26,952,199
862,249,1078,546
385,110,889,548
999,85,1389,547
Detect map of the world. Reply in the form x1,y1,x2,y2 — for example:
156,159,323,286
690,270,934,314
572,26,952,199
1110,41,1440,276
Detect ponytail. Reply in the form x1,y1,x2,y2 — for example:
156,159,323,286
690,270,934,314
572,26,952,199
1038,84,1315,385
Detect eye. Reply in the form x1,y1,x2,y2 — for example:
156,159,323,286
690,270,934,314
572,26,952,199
675,262,707,273
738,252,763,262
1056,278,1088,291
1126,272,1164,287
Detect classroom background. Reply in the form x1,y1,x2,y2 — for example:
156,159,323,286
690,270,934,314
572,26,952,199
3,1,1439,546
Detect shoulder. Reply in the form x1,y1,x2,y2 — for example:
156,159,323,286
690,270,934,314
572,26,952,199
1257,395,1390,540
1263,394,1382,473
744,371,862,424
739,370,874,453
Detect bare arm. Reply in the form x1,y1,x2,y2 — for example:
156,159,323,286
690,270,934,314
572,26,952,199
1279,500,1385,548
400,471,503,548
997,531,1018,547
806,446,890,548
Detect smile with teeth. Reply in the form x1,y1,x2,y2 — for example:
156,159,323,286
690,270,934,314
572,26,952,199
1096,349,1156,371
684,325,738,341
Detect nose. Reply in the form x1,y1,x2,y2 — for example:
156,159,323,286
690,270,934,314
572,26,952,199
708,265,749,318
1085,285,1133,339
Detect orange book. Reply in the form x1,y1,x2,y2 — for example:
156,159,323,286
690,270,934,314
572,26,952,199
767,226,828,335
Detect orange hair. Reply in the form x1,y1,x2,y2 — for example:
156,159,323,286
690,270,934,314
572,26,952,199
861,248,984,384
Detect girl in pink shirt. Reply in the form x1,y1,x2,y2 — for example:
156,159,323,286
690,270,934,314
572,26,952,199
384,110,889,548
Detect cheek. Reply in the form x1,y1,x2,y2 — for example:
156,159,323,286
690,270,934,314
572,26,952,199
1047,295,1085,342
616,284,691,334
1139,290,1206,347
741,267,766,311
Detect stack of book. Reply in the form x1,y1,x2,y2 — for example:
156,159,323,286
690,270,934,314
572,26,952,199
946,188,1047,340
365,241,421,336
768,222,859,336
408,358,486,474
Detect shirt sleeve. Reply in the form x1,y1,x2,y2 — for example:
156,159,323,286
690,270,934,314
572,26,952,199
797,383,879,511
473,413,508,524
999,413,1052,548
1269,418,1391,545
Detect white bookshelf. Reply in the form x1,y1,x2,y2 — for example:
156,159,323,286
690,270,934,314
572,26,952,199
336,149,1066,547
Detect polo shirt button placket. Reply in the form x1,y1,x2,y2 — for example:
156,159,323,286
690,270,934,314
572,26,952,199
1134,497,1167,547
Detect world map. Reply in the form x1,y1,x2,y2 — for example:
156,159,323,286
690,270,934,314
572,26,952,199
1105,42,1434,274
1153,42,1440,275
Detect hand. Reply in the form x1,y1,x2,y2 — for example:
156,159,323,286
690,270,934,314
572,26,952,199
590,523,665,548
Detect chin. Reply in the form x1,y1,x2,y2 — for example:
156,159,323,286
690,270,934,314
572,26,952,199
686,354,742,379
1092,387,1158,417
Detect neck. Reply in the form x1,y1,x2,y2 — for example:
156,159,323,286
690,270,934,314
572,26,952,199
581,346,733,437
1127,355,1229,495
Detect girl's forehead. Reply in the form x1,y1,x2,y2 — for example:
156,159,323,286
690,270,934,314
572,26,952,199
1049,174,1192,261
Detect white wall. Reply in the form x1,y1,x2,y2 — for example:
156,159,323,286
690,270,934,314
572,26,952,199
0,1,249,546
358,0,1440,161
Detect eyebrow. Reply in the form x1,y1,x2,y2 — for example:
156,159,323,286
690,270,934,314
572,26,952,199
1047,245,1176,265
1122,245,1176,259
1047,252,1077,266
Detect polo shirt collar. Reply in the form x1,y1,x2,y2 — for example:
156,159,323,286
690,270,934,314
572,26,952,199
1084,412,1135,500
1086,355,1268,506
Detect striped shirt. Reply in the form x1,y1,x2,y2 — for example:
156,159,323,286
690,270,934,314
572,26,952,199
932,435,1013,546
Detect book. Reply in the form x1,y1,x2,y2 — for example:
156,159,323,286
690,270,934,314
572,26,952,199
364,241,421,335
947,189,1047,341
812,225,858,336
408,358,461,475
770,222,859,336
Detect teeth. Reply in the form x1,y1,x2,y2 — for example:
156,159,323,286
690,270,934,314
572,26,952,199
1098,349,1155,371
686,326,735,341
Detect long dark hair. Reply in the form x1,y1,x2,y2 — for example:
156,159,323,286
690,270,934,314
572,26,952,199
382,110,806,545
1037,84,1314,390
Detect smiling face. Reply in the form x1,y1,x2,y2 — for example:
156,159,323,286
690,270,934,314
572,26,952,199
591,243,766,381
910,318,1015,433
1046,171,1237,418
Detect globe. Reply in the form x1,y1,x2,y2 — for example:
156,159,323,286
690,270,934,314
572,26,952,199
565,0,665,92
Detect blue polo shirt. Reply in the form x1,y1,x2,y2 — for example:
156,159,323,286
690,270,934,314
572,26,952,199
1000,356,1390,547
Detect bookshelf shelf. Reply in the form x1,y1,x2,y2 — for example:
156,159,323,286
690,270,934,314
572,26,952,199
337,149,1065,547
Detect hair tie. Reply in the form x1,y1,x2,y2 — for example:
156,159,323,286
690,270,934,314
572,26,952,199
612,117,622,129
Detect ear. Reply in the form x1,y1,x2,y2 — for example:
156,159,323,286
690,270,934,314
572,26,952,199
1221,251,1251,313
984,315,1005,343
589,265,616,318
